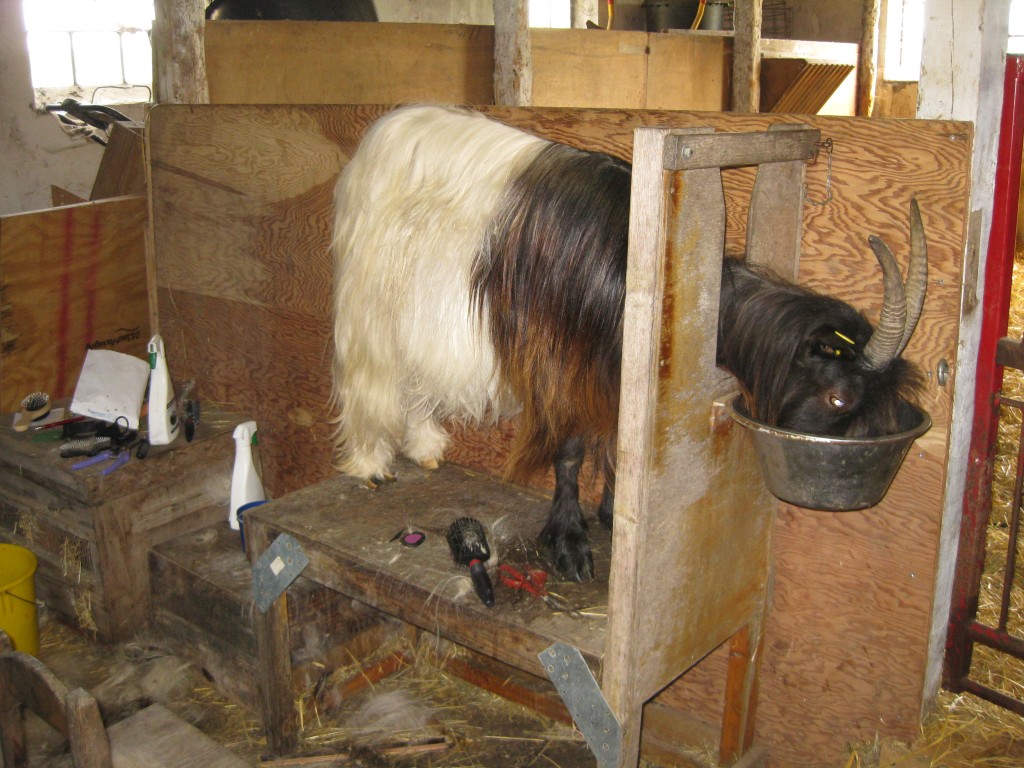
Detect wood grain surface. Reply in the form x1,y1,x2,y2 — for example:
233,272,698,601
148,104,971,767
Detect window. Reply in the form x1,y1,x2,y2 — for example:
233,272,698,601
23,0,155,107
529,0,571,28
1011,0,1024,54
883,0,925,82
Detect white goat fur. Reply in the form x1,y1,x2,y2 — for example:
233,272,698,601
331,105,548,481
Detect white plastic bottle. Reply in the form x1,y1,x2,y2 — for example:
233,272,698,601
147,335,179,445
230,421,265,530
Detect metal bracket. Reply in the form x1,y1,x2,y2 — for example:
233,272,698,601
539,642,621,766
252,533,309,613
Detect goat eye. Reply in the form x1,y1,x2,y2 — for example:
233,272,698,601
829,394,847,409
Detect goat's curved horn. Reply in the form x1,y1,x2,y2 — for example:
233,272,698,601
862,234,907,371
896,198,928,357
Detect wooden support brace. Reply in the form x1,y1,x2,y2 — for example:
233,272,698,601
248,520,299,755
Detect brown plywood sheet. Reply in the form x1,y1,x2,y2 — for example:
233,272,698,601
0,196,149,414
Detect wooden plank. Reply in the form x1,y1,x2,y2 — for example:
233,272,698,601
149,105,972,767
531,28,648,108
493,0,532,106
647,33,729,111
664,128,820,170
90,122,146,201
0,196,149,414
107,703,249,767
204,21,495,105
732,0,763,112
769,63,856,115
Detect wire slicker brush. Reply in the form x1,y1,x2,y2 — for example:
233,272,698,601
60,436,112,459
446,516,495,607
13,392,51,432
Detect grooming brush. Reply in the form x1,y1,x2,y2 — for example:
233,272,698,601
13,392,51,432
446,516,495,607
59,436,112,459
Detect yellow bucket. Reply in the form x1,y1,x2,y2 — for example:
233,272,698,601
0,544,39,655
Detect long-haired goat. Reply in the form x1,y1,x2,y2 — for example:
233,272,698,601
331,105,927,581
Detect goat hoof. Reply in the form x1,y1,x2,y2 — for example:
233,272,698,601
366,472,396,490
541,532,595,582
418,457,442,470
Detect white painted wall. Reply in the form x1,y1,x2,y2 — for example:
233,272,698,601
918,0,1010,714
0,2,106,214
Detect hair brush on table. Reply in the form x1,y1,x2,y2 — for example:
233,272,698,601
446,516,495,607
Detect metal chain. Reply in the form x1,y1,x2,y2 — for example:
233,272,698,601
803,138,834,206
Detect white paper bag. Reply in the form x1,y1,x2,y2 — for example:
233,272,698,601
70,349,150,429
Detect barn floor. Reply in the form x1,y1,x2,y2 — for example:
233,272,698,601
18,604,1023,768
26,610,601,768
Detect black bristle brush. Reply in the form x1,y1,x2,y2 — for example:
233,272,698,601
13,392,51,432
446,517,495,607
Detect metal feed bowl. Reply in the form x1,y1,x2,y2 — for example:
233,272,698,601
727,396,932,511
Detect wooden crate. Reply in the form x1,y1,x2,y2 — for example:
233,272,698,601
0,410,244,640
149,522,394,707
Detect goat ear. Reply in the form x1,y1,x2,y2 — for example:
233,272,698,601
808,328,857,361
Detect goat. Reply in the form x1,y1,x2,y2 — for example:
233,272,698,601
331,105,926,581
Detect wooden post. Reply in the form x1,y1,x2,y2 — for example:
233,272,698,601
152,0,209,104
248,519,298,755
857,0,881,116
571,0,599,28
732,0,763,112
493,0,533,106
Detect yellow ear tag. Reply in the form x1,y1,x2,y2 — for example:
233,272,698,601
834,330,855,346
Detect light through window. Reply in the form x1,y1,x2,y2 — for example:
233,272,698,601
22,0,155,106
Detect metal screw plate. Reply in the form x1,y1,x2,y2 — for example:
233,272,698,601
538,642,621,766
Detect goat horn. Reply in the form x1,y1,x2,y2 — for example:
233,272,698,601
896,198,928,358
862,234,907,371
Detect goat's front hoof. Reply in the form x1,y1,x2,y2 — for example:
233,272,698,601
366,472,396,490
540,528,595,582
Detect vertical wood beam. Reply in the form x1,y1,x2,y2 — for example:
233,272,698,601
571,0,599,28
152,0,209,104
857,0,881,116
731,0,762,112
248,520,298,755
493,0,533,106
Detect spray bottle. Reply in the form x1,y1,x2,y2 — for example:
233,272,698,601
230,420,265,530
147,335,179,445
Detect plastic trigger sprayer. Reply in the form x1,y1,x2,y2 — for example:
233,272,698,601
446,516,495,607
229,420,265,530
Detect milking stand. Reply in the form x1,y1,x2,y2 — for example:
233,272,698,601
246,124,821,768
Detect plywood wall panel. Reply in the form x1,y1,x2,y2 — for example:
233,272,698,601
0,196,149,413
148,105,970,767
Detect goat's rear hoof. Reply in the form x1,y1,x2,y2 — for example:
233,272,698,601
540,530,595,582
366,472,396,489
418,457,442,470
